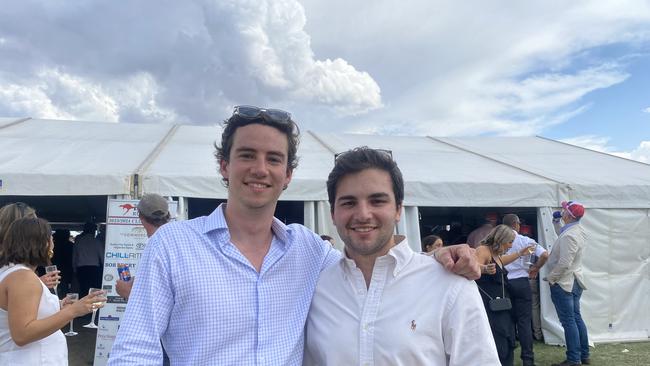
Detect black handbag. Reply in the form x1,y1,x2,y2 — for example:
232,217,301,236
489,297,512,312
478,257,512,312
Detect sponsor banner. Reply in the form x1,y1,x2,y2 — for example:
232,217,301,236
107,295,128,305
93,198,177,366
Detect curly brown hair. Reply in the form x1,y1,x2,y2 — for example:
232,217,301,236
214,110,300,186
0,217,52,268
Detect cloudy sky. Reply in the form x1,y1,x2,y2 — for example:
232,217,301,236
1,0,649,162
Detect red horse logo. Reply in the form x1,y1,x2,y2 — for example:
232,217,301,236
119,203,137,215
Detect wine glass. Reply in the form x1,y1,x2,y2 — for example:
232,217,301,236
45,265,59,297
64,293,79,336
82,288,105,329
524,242,537,266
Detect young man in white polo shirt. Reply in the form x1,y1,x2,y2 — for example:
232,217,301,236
304,147,499,365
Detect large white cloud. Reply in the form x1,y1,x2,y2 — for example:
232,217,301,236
0,0,381,124
0,0,649,163
300,0,650,135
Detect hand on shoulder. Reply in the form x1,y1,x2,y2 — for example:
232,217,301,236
433,244,481,280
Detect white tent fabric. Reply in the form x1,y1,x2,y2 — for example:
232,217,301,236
538,207,650,344
0,118,172,195
440,137,650,208
1,117,649,344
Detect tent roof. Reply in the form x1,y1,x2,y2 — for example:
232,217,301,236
2,117,649,208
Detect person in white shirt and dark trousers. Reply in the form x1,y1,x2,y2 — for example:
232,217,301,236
503,214,548,366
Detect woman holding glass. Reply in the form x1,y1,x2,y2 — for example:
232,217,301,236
0,217,105,365
475,224,534,366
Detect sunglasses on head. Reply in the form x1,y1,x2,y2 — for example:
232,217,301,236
334,148,393,163
233,105,292,124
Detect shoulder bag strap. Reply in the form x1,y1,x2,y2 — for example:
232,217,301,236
496,256,506,298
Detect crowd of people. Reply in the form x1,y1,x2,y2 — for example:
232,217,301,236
427,205,587,366
0,105,591,366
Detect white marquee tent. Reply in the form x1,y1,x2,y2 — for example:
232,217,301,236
1,117,649,345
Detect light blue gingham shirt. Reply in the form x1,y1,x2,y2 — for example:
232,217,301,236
108,204,340,365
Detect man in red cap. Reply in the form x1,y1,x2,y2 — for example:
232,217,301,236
547,201,590,366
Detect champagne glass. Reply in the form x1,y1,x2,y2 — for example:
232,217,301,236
524,242,537,266
82,288,105,329
64,293,79,336
45,265,59,297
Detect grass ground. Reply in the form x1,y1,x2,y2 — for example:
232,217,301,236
67,324,649,366
515,340,650,366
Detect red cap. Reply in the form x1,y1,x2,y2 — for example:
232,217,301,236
485,212,498,222
561,201,584,219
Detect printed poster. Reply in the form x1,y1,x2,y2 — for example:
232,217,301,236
93,198,177,366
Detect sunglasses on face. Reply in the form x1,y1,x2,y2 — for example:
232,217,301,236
232,105,292,124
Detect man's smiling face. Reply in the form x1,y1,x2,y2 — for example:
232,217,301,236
331,168,401,259
220,124,292,212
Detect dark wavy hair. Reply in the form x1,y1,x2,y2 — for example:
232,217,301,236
0,217,52,268
214,112,300,185
327,147,404,212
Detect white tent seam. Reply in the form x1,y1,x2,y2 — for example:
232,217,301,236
307,130,337,154
133,124,181,196
0,117,31,130
427,136,566,186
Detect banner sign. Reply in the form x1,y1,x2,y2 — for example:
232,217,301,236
93,198,177,366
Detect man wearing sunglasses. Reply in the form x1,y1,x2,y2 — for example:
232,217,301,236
109,106,481,365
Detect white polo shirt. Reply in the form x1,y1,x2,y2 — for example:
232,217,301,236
304,236,500,366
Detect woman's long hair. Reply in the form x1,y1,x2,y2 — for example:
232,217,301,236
480,224,515,255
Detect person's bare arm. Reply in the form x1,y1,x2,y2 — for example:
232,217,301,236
500,244,536,266
499,251,521,266
7,270,102,346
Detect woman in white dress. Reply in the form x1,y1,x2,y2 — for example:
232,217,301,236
0,217,106,365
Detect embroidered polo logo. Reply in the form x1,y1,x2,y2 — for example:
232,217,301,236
411,320,417,331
